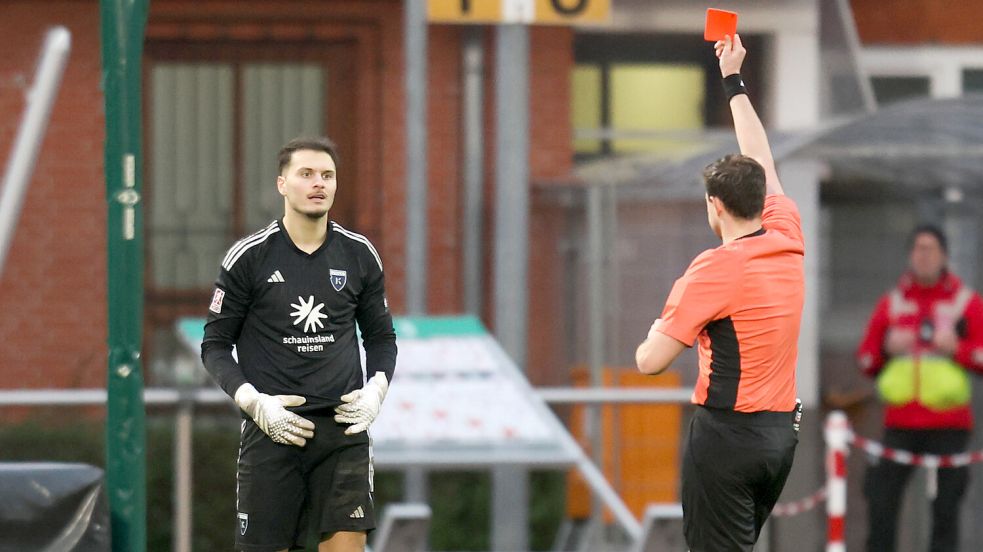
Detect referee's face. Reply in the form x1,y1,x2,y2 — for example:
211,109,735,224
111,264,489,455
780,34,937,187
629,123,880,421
277,149,337,220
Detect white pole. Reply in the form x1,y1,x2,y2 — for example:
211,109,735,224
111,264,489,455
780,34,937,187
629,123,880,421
824,411,850,552
0,27,71,276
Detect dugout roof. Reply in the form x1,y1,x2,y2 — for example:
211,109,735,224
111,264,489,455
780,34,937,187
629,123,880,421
558,95,983,201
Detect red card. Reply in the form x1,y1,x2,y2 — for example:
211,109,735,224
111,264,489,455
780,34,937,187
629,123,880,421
704,8,738,42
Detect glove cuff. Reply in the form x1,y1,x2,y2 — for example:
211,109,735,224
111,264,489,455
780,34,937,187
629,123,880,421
234,382,259,410
367,372,389,402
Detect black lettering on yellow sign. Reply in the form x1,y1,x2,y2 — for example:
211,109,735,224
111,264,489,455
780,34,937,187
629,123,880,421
551,0,588,15
430,0,605,24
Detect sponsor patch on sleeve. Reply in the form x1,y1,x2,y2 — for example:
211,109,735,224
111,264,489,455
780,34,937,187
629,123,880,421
209,288,226,314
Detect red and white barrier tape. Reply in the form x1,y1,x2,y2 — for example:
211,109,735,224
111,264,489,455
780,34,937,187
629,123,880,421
849,432,983,467
820,412,983,551
771,486,827,517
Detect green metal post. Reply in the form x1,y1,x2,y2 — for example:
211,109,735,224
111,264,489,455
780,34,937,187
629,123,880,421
101,1,150,550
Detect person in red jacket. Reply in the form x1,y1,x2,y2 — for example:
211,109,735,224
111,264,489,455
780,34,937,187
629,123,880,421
857,224,983,552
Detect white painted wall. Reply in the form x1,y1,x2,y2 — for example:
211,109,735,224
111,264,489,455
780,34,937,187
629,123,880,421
862,46,983,98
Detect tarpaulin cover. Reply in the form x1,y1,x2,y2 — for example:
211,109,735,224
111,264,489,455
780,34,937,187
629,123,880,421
0,463,110,552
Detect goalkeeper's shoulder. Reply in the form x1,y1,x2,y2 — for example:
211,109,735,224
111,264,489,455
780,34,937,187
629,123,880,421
221,220,281,273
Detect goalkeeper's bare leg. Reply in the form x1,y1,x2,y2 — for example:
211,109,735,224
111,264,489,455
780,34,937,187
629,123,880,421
266,530,367,552
319,531,367,551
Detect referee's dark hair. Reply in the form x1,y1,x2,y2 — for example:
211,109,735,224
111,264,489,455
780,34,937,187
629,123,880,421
908,223,949,254
277,136,340,175
702,154,766,220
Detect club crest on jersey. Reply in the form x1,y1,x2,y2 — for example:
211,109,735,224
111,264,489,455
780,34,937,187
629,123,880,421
238,512,248,535
330,269,348,292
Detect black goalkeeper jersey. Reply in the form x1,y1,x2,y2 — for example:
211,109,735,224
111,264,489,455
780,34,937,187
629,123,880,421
201,219,397,414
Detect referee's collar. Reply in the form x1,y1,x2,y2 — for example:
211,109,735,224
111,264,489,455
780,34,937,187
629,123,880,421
736,227,766,240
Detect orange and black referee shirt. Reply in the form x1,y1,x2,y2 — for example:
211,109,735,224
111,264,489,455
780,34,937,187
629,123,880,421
658,195,805,413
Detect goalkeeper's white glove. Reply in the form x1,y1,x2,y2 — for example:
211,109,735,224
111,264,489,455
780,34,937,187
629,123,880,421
234,383,315,447
334,372,389,435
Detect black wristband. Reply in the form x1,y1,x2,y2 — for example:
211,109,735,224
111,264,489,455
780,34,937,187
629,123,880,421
722,73,748,101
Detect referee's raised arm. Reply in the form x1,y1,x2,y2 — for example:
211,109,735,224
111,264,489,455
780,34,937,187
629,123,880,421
715,34,784,196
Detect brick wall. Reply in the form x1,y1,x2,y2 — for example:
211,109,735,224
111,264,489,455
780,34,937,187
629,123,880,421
0,2,107,389
852,0,983,44
426,25,464,314
0,1,575,388
528,26,574,384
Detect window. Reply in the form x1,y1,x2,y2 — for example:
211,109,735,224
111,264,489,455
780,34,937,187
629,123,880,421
149,63,237,290
870,76,930,105
608,64,704,153
572,63,704,154
571,32,767,159
572,65,603,154
149,62,326,289
963,68,983,93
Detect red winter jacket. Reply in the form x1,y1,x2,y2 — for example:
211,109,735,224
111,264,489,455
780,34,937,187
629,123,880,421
857,271,983,429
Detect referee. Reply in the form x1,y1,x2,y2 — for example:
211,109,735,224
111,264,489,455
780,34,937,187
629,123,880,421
635,35,804,551
202,137,397,552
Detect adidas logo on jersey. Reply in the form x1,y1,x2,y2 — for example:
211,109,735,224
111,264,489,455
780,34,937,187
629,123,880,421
267,270,285,283
349,505,365,519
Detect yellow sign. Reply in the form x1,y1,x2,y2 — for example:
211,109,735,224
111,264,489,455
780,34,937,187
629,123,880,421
428,0,502,24
534,0,609,25
427,0,609,25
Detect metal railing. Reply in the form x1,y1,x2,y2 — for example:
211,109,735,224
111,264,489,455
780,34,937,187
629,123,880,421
0,386,692,407
0,386,693,551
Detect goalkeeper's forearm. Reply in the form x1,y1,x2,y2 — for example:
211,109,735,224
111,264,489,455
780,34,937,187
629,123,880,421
201,341,248,399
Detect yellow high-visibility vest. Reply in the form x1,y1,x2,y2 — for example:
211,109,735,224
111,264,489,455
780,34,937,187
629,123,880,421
877,355,971,410
877,286,974,410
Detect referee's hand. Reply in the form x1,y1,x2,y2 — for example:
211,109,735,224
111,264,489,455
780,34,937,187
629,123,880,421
234,383,316,447
714,33,746,78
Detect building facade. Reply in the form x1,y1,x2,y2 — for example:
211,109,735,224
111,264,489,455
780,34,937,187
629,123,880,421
0,0,574,389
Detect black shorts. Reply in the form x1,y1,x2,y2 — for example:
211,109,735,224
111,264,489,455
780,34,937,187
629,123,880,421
681,406,798,552
235,414,376,552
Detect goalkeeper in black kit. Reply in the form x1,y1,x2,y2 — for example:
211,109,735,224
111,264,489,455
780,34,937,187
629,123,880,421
201,137,397,552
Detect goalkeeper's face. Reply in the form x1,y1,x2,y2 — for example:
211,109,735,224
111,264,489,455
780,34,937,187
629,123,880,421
277,149,338,219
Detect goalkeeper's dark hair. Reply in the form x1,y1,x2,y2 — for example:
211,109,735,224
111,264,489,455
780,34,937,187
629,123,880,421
702,154,766,220
277,136,340,175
